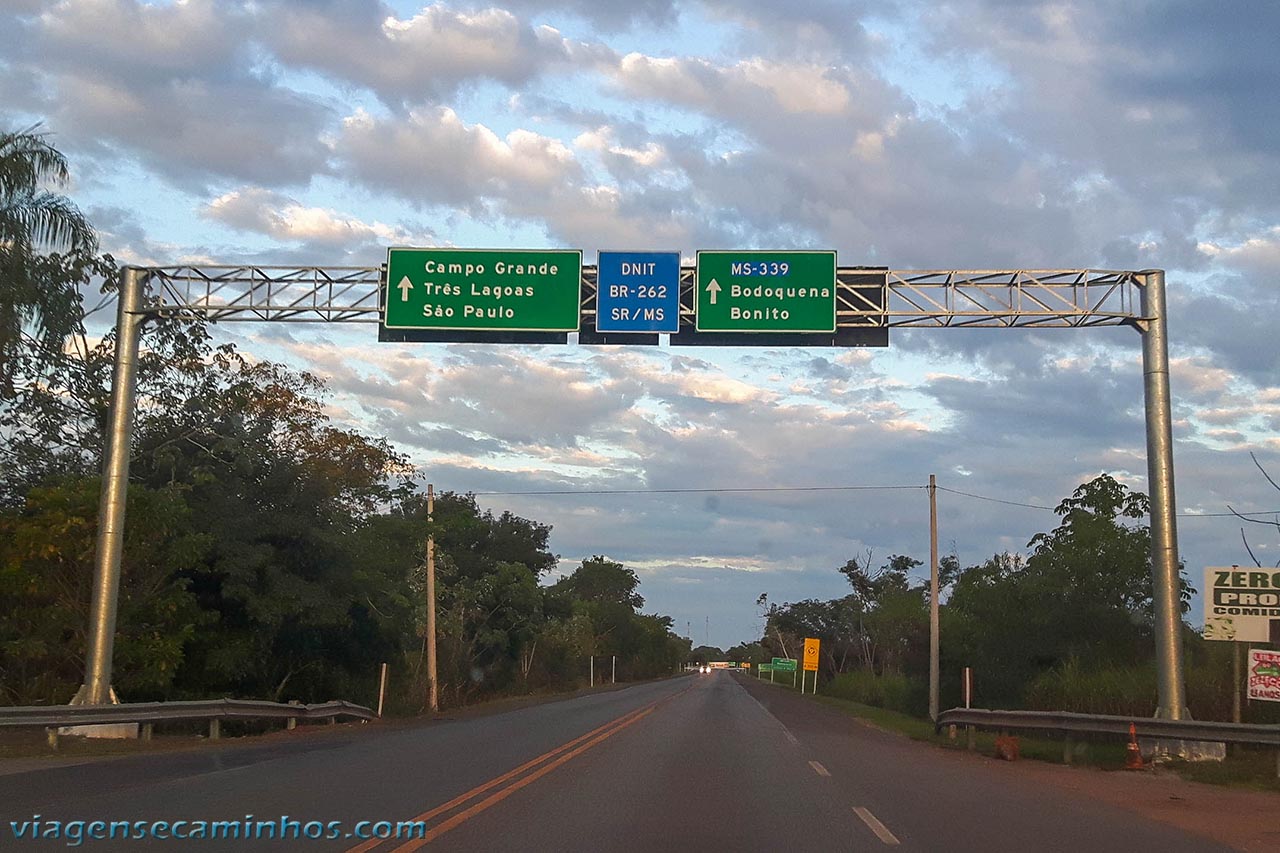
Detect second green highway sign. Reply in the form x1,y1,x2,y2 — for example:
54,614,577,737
695,250,837,333
385,248,582,331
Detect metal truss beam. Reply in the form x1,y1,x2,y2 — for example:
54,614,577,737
142,266,1146,328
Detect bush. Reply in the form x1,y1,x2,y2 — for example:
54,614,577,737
1025,655,1280,723
825,670,927,716
1025,659,1156,716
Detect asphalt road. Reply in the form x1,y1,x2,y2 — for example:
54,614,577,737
0,672,1231,851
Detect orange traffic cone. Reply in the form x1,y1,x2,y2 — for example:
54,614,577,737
1125,722,1144,770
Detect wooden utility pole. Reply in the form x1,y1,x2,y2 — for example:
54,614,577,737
427,484,438,713
929,474,940,722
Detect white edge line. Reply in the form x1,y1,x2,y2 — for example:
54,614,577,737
853,807,901,846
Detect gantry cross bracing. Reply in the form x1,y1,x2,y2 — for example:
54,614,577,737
143,266,1145,328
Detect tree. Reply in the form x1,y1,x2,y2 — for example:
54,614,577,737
689,645,725,664
0,478,210,704
725,641,766,663
429,492,556,582
552,556,643,610
0,126,98,389
944,475,1187,707
831,553,927,673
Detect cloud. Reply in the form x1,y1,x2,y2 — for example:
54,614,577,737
257,2,611,107
202,187,427,249
615,55,857,116
486,0,679,31
5,0,333,190
337,106,581,208
928,0,1280,218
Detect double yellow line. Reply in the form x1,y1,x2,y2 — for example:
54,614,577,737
348,688,684,852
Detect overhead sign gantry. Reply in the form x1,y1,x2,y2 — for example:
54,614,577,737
82,255,1189,729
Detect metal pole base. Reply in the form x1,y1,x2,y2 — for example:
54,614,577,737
1141,737,1225,763
62,685,138,739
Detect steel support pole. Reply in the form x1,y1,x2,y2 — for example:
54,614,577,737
80,267,145,705
929,474,940,722
426,485,438,713
1233,642,1242,724
1139,270,1188,719
377,662,388,718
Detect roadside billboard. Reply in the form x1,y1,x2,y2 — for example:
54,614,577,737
1203,567,1280,642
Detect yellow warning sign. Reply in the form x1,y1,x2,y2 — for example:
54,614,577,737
803,637,820,672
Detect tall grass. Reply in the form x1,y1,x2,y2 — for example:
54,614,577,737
1026,657,1280,723
824,670,927,716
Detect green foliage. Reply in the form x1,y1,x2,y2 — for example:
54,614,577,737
689,645,725,663
0,478,210,704
824,670,926,717
945,475,1178,706
724,641,765,663
758,474,1199,716
553,555,643,609
766,553,927,678
0,125,98,388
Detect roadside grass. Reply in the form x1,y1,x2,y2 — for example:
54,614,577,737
1168,749,1280,792
811,692,1129,770
749,674,1280,791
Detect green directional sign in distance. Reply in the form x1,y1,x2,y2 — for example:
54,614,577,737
385,248,582,332
696,250,836,333
771,657,798,672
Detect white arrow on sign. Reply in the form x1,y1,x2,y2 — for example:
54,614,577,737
397,276,414,302
707,278,721,305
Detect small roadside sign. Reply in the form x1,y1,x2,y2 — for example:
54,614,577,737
803,638,820,672
772,657,797,672
1248,649,1280,702
759,664,773,673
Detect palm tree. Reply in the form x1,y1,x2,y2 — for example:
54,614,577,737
0,125,98,384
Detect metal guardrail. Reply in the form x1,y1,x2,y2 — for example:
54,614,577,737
936,707,1280,747
0,699,376,738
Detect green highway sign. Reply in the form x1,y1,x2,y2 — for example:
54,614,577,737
771,657,797,672
695,250,836,332
385,248,582,332
759,664,773,673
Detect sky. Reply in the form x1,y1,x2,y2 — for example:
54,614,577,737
3,0,1279,650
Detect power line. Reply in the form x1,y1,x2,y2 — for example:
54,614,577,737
935,486,1054,511
473,481,1280,519
935,485,1280,519
472,484,923,496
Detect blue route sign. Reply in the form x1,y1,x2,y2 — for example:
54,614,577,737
596,251,680,333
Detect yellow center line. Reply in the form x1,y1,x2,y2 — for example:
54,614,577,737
347,685,688,853
390,704,660,852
